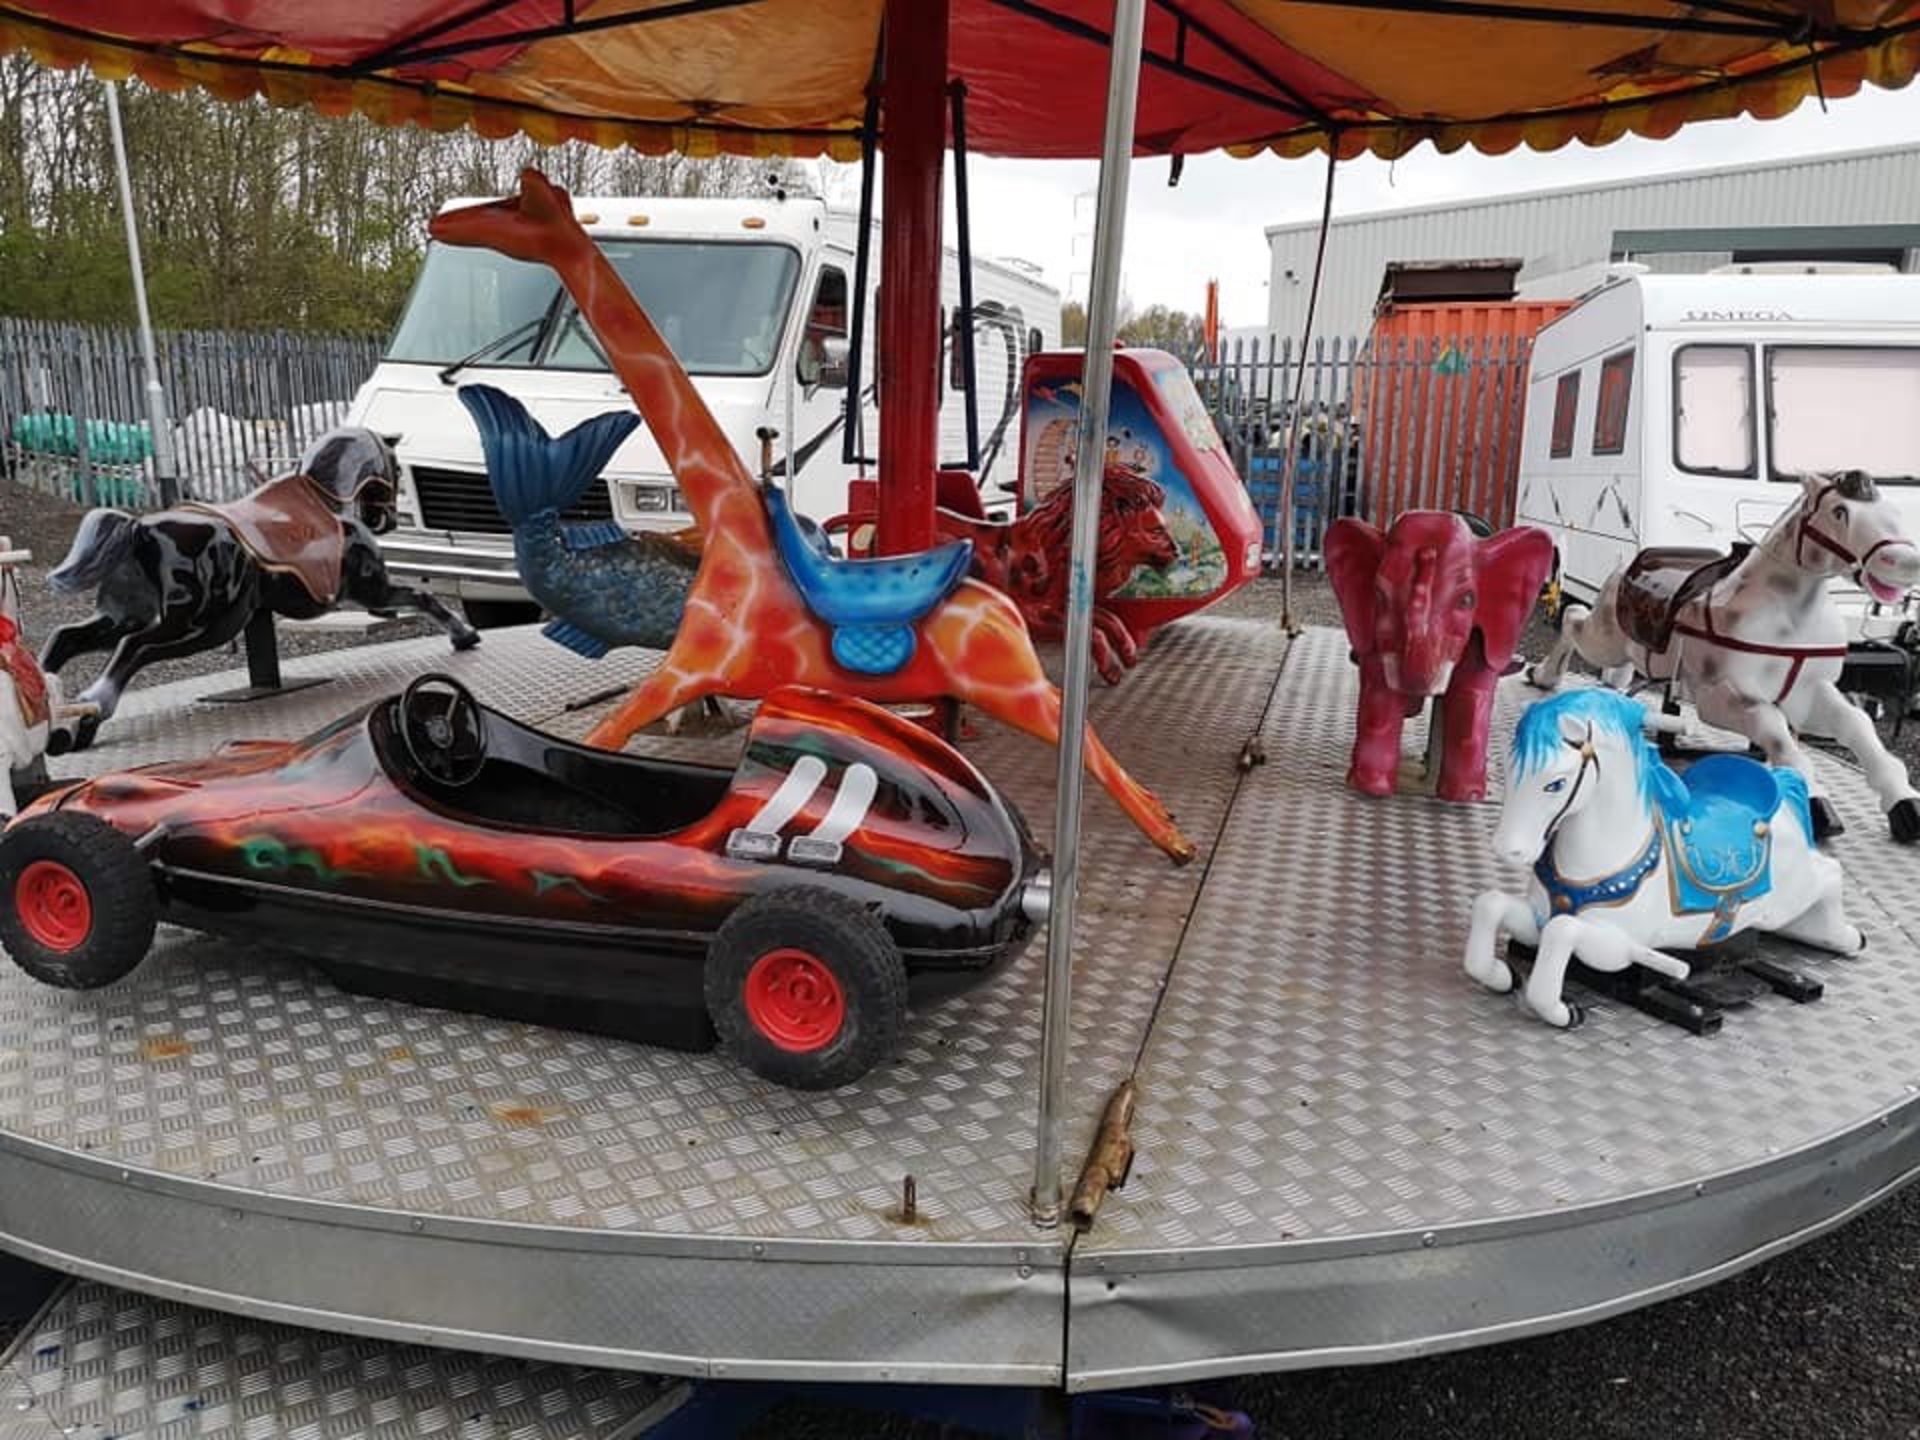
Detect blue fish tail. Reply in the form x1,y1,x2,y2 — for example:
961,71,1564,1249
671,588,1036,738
457,385,639,526
542,618,613,659
561,519,629,552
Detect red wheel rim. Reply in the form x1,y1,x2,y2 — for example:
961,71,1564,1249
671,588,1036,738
743,948,846,1054
15,860,91,953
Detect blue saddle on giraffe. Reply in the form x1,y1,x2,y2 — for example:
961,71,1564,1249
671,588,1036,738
763,483,973,675
1652,753,1811,941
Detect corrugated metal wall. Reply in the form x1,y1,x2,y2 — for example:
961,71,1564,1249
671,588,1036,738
1266,142,1920,339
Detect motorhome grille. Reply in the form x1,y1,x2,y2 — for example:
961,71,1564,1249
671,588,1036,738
411,465,615,535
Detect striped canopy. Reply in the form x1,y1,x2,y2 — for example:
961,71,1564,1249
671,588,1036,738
2,0,1917,161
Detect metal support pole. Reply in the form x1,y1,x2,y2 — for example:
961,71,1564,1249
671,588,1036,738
103,81,179,508
1278,146,1339,629
874,0,948,555
243,609,283,692
1030,0,1148,1229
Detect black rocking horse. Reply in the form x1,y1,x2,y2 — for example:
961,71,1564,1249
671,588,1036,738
42,427,479,750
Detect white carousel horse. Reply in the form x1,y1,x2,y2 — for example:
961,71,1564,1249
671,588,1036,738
1528,471,1920,843
1465,688,1861,1028
0,540,62,818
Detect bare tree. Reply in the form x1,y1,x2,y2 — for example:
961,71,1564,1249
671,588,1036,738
0,71,821,333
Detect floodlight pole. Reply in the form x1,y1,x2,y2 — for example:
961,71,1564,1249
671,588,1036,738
104,80,179,507
1030,0,1147,1228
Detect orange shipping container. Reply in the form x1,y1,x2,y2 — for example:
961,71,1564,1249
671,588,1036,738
1361,299,1573,530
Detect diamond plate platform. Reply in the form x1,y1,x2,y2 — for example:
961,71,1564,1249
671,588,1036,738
0,622,1281,1387
10,621,1920,1393
0,1279,682,1438
1069,627,1920,1388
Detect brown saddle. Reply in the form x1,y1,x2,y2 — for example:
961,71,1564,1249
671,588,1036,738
1615,544,1748,652
180,474,346,606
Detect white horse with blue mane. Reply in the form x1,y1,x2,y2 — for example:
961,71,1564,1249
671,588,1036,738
1465,688,1862,1028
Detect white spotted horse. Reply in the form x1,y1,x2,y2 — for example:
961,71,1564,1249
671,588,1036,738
41,428,479,751
1529,471,1920,844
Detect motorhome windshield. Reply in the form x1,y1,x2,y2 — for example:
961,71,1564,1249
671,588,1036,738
1768,346,1920,482
387,238,801,377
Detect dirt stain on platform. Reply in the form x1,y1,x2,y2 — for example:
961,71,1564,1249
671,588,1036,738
141,1037,192,1061
492,1103,558,1129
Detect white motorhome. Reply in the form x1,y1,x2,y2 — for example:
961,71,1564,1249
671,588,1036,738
1516,266,1920,629
346,193,1061,622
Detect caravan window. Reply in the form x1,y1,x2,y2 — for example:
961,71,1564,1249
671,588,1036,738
1549,371,1580,458
1767,347,1920,482
796,264,848,386
1592,350,1634,456
1673,346,1755,477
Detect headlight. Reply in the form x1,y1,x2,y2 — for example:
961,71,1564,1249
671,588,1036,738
630,484,685,514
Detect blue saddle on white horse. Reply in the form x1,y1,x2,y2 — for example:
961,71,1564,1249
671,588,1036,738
763,484,973,675
1654,754,1811,943
1535,750,1809,945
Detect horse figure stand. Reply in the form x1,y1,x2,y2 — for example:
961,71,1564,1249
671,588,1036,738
1529,472,1920,843
40,430,479,750
432,169,1193,864
1466,689,1863,1031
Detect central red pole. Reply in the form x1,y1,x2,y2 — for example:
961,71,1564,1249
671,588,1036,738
874,0,948,555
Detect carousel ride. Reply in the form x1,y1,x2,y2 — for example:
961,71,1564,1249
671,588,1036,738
3,1,1920,1435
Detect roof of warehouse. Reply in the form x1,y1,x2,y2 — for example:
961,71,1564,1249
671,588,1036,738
1264,138,1920,238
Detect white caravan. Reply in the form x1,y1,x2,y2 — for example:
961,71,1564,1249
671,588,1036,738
345,193,1061,621
1516,266,1920,632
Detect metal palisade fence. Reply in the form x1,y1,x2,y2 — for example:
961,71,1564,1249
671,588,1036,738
1193,331,1537,568
0,316,383,508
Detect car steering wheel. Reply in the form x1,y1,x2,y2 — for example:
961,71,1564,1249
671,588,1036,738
398,674,487,788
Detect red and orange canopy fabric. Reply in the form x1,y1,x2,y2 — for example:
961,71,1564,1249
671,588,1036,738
3,0,1918,161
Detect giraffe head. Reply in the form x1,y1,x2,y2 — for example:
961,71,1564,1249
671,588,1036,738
430,168,588,264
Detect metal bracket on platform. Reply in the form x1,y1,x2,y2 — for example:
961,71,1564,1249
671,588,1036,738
1508,934,1826,1036
198,609,331,705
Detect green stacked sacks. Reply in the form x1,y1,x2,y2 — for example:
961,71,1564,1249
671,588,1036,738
10,413,154,465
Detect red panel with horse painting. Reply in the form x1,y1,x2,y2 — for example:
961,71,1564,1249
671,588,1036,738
1009,349,1262,679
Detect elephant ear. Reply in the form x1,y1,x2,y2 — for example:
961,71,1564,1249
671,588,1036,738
1324,517,1385,656
1471,525,1555,670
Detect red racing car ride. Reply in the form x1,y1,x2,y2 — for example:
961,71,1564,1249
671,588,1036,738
0,676,1048,1089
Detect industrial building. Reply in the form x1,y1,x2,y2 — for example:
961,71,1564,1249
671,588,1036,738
1263,141,1920,340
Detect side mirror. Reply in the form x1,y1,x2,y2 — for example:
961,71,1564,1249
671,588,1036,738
802,334,851,391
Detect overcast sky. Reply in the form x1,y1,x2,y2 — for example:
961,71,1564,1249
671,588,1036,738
883,83,1920,328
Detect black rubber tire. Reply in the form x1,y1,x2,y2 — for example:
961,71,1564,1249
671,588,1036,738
705,886,908,1091
0,812,156,989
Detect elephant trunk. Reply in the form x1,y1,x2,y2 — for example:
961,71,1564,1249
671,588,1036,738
1395,545,1454,696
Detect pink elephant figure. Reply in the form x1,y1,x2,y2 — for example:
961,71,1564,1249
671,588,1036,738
1325,512,1554,802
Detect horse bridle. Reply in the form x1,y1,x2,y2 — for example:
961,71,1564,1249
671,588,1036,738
301,467,398,535
1543,729,1600,849
1794,479,1916,579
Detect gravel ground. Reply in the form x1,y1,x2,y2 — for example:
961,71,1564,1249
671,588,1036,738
6,482,1919,1438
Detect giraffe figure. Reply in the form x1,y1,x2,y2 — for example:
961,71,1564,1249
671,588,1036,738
430,170,1194,864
